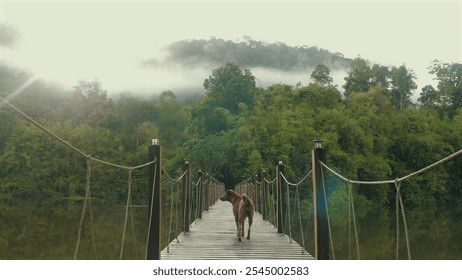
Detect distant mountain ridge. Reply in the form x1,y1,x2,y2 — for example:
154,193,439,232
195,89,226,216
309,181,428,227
146,37,352,71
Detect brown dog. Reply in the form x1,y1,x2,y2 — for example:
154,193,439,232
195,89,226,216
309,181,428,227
219,189,255,242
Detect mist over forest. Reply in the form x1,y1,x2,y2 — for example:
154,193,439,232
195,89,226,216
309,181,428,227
141,37,351,97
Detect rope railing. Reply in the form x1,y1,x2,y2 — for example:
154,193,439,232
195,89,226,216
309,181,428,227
3,94,222,260
145,160,159,259
318,148,462,260
1,95,157,171
319,148,462,185
320,167,335,259
280,170,312,186
162,169,185,253
163,168,188,182
234,146,462,260
347,182,360,260
235,167,313,255
279,170,313,254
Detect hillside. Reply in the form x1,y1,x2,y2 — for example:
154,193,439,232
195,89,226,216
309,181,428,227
145,37,352,71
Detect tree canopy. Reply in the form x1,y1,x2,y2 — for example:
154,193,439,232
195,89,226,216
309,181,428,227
146,37,352,71
1,55,461,214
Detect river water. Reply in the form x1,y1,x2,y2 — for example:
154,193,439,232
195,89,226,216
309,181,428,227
1,199,461,259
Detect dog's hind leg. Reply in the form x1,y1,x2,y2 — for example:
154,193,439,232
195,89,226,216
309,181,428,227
238,218,245,242
235,217,239,238
247,215,253,240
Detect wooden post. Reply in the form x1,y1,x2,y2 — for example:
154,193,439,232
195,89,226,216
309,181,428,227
262,170,268,221
254,175,259,212
197,170,203,219
209,178,213,205
147,138,161,260
211,179,215,204
182,160,191,232
204,175,209,211
312,139,329,260
276,161,285,234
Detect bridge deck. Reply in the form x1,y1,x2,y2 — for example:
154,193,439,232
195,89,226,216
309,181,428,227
161,200,314,260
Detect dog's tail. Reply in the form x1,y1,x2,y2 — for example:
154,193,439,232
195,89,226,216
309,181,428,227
242,194,252,208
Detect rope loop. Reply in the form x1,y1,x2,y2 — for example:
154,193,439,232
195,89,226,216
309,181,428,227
394,178,401,192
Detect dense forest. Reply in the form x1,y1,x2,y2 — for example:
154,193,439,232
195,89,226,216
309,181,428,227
146,37,351,70
1,38,462,217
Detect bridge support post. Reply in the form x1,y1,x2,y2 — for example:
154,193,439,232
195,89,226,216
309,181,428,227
182,160,191,232
254,175,259,212
262,170,268,221
198,170,203,219
276,161,285,234
312,139,329,260
205,176,210,211
147,138,161,260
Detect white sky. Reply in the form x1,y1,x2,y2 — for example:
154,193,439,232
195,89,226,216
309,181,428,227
0,0,460,95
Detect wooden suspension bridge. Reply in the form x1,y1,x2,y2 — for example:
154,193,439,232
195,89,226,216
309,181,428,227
146,140,324,260
161,199,313,260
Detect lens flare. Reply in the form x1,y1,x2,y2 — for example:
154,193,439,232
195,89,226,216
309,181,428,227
0,75,38,109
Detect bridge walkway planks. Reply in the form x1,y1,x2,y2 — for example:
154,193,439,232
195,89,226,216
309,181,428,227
161,200,314,260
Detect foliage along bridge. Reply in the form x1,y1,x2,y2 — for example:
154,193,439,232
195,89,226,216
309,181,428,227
2,95,462,260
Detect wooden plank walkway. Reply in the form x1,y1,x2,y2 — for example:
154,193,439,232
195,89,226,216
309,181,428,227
161,200,314,260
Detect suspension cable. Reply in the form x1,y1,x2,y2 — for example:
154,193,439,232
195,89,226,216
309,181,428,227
265,177,277,184
348,181,352,260
320,166,335,260
129,178,140,259
320,148,462,185
163,168,188,182
270,180,276,228
280,170,312,186
295,183,306,254
166,182,176,253
394,180,411,260
319,149,462,261
1,96,157,171
348,182,360,259
279,171,312,250
74,157,92,260
119,168,133,259
145,160,158,259
285,179,292,243
87,165,97,260
278,177,285,236
320,161,394,185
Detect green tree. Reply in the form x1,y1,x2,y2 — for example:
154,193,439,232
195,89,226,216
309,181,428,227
343,57,371,96
418,85,439,108
423,60,462,117
294,84,341,109
370,64,390,89
155,91,189,166
390,65,417,110
203,61,256,114
72,79,112,125
310,64,333,86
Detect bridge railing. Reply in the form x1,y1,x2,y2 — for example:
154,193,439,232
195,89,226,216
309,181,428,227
235,159,314,256
235,139,462,260
2,94,225,260
147,139,225,259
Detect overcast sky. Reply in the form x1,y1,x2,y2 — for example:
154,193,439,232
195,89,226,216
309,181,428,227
0,0,460,95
